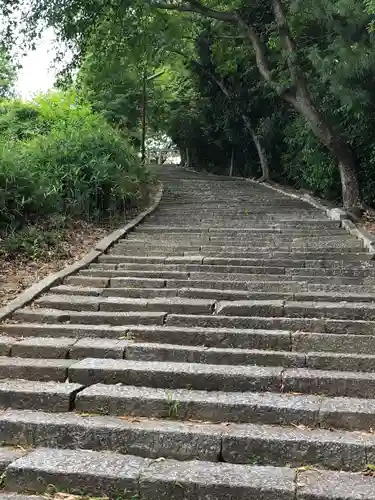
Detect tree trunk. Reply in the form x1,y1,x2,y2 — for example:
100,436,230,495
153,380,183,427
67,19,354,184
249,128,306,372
250,127,269,181
241,114,270,181
186,148,191,168
229,149,235,176
291,95,361,210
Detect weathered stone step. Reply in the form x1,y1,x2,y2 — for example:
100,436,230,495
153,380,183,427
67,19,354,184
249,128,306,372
91,261,375,279
195,250,370,260
108,263,289,275
0,410,373,471
68,359,282,391
165,313,375,334
1,323,292,350
80,269,366,285
124,342,303,367
215,299,375,321
138,224,342,233
51,284,375,304
35,295,215,315
125,234,354,245
7,330,375,370
0,447,25,473
0,447,294,499
146,218,338,228
11,336,129,360
0,380,83,411
13,308,167,326
75,382,375,431
0,358,72,382
112,246,367,257
6,447,375,500
52,285,179,298
121,238,362,250
14,306,375,333
101,253,371,269
293,332,375,354
67,358,375,397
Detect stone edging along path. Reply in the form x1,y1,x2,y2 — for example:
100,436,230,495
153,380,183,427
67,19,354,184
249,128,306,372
0,181,164,323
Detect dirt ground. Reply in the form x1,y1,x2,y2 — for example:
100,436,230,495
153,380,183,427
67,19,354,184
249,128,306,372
0,220,121,308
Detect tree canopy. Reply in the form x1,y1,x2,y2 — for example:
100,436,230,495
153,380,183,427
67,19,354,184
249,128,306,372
3,0,375,211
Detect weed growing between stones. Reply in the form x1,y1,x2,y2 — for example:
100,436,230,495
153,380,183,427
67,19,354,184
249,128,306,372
166,392,180,419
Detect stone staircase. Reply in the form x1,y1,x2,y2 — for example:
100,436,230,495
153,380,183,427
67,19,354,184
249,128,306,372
1,165,375,498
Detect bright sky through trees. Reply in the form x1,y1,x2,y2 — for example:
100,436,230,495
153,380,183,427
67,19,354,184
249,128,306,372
15,28,56,100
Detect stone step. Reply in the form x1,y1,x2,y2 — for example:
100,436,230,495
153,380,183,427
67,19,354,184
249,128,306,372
106,263,289,275
68,358,282,392
7,331,375,371
92,262,375,278
293,332,375,354
215,299,375,321
10,336,129,360
101,253,371,269
13,306,375,333
6,447,375,500
124,235,355,245
68,358,375,398
0,357,72,382
165,313,375,334
1,324,292,349
51,284,375,303
80,269,366,285
12,308,167,326
35,295,215,315
0,409,373,471
145,219,338,228
120,239,362,250
75,382,375,431
138,224,342,233
0,447,305,499
0,379,83,411
112,246,367,258
0,447,25,473
192,250,370,261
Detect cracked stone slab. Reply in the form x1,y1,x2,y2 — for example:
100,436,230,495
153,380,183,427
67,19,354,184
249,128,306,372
11,337,76,359
69,338,128,359
0,380,83,412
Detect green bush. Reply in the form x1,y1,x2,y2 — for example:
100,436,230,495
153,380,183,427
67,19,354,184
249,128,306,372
0,92,149,239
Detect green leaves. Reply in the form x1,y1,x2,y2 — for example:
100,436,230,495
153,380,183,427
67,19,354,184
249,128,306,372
0,92,148,237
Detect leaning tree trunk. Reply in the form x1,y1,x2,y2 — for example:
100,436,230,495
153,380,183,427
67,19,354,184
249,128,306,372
291,94,361,211
331,138,361,212
242,114,270,181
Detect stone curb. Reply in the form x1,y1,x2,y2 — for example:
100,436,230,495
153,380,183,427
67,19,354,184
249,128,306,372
181,165,375,258
0,181,164,323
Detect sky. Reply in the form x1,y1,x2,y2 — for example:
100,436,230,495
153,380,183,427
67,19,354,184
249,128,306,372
15,28,58,100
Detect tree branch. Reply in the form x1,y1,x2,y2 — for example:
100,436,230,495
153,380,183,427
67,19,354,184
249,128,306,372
153,1,236,22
